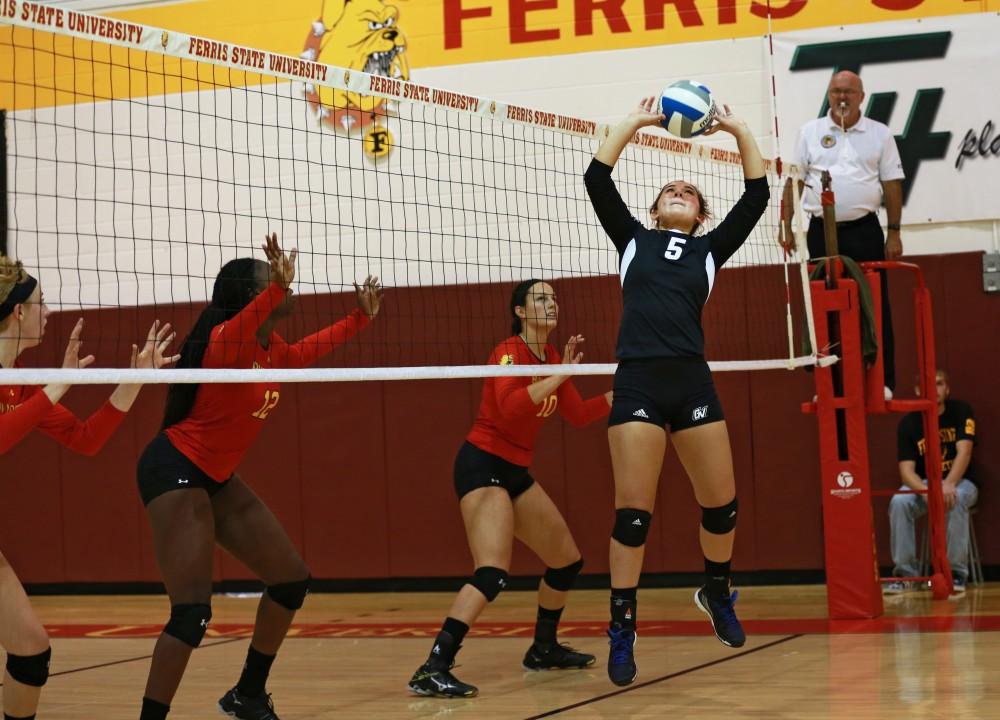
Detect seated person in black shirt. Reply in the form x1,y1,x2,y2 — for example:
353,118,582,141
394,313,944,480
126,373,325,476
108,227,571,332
888,369,978,594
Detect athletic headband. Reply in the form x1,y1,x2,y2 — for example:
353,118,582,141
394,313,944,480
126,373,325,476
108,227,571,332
0,275,39,322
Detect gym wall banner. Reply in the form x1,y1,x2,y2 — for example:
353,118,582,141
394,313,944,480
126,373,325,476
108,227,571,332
101,0,999,69
774,12,1000,224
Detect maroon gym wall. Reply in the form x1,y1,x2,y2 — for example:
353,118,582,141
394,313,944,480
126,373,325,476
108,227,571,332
0,252,995,585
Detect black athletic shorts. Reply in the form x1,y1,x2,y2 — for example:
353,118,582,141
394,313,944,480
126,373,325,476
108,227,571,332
608,357,725,431
453,441,535,500
136,433,231,506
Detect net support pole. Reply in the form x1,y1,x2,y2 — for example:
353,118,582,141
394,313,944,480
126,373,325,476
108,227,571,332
864,261,953,600
912,279,953,600
802,272,883,620
1,108,7,256
790,167,819,359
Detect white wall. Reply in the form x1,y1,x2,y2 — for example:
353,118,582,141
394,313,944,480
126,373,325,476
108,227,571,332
416,32,998,257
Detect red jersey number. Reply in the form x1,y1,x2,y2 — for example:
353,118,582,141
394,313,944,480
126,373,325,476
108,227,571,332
536,395,558,418
252,390,281,419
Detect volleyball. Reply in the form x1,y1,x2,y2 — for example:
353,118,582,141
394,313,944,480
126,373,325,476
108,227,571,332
659,80,716,138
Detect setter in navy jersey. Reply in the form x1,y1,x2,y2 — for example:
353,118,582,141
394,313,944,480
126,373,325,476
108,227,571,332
136,235,381,720
0,253,177,720
408,280,611,698
584,99,769,686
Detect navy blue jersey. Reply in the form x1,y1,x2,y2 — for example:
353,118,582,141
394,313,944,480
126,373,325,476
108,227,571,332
584,159,770,360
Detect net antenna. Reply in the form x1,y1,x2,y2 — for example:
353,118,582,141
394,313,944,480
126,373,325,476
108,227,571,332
1,1,816,385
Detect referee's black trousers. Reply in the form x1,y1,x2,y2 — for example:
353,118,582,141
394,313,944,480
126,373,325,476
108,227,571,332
807,213,896,392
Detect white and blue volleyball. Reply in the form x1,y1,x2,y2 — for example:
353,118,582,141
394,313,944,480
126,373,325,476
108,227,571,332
659,80,716,138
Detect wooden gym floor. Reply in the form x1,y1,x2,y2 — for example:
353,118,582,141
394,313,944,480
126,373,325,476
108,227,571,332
16,584,1000,718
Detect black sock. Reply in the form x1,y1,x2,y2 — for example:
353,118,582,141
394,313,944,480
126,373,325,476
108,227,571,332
236,645,277,699
6,714,36,720
534,605,564,647
139,697,170,720
610,587,637,628
428,617,469,667
705,558,732,598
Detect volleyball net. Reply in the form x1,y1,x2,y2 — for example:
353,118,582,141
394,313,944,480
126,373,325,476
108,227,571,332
1,1,815,384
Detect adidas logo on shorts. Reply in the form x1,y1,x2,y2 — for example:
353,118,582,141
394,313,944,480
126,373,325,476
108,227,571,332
632,408,650,419
632,518,643,526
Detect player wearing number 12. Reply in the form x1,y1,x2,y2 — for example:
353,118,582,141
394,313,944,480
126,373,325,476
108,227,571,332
585,98,769,687
408,280,612,698
135,234,382,720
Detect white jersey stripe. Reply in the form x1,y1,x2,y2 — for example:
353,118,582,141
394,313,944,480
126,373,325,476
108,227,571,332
620,238,637,286
705,252,716,298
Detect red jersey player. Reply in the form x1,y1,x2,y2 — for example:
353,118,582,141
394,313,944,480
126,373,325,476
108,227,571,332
408,279,611,698
0,253,177,720
135,234,382,720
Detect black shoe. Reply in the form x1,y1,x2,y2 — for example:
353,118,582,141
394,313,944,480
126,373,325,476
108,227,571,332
218,687,279,720
606,625,637,686
408,661,479,698
694,586,746,648
522,641,596,671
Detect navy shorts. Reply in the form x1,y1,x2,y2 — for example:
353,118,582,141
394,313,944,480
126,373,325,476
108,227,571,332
453,441,535,500
609,357,724,431
136,433,231,506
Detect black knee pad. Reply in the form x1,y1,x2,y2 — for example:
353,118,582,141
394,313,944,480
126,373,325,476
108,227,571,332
5,647,51,687
612,508,652,547
470,566,509,602
267,575,311,611
701,498,739,535
164,603,212,647
543,558,584,592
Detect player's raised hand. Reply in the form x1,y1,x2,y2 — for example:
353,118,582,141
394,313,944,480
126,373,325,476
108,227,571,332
702,103,749,137
562,334,585,365
354,275,384,319
62,318,96,369
629,97,666,129
263,232,297,290
132,320,180,369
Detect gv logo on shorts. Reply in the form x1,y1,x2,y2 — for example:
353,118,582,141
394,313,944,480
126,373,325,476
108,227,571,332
692,405,709,422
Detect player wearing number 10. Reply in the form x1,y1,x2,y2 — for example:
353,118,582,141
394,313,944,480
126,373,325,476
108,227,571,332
584,98,769,687
135,234,382,720
408,280,612,698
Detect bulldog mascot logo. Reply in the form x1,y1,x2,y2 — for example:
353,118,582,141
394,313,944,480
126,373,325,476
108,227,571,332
302,0,408,156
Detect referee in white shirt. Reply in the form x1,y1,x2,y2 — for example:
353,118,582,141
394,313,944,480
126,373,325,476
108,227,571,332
783,70,904,395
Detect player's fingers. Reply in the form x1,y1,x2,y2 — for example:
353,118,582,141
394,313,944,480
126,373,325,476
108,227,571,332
146,320,161,346
157,335,175,354
78,354,96,369
155,322,172,343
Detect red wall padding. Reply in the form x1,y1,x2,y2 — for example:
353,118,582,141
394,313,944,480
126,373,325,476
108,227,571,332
1,252,996,583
